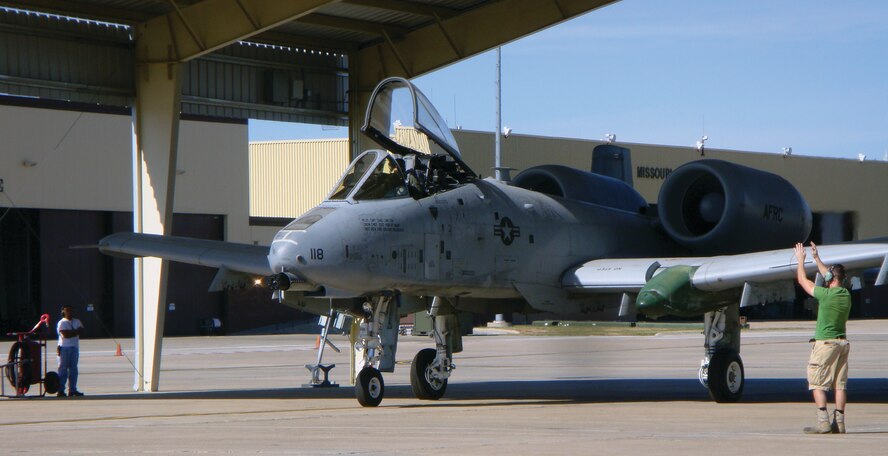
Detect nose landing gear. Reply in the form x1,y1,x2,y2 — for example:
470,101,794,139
352,295,398,407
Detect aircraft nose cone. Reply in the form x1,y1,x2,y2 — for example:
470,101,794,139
269,239,301,270
636,290,667,317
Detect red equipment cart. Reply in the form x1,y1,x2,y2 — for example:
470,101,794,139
2,314,60,398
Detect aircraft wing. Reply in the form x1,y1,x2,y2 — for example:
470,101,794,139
563,241,888,293
98,232,271,276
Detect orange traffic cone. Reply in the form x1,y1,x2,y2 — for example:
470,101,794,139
115,343,122,356
313,335,320,349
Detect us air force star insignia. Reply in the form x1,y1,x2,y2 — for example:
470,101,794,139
493,217,521,245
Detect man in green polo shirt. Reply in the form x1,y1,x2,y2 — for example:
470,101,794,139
794,242,852,434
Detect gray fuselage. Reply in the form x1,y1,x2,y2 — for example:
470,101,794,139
268,177,678,305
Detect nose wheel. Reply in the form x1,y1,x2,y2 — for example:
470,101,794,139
355,367,384,407
351,296,396,407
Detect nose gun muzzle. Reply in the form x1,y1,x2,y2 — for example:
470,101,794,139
262,272,311,291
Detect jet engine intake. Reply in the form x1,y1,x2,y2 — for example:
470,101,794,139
513,165,647,213
657,160,812,254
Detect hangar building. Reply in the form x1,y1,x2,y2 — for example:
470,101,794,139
4,100,887,337
1,1,885,339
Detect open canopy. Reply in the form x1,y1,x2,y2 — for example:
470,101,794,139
361,77,465,163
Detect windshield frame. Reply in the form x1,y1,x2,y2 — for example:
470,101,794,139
326,150,380,201
325,150,411,202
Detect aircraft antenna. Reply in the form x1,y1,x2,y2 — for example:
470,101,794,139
494,47,503,181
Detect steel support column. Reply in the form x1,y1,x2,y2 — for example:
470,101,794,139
347,51,386,160
131,62,182,392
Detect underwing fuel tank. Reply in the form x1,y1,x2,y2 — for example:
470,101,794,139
636,266,738,317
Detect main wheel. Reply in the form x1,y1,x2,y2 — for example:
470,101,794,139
6,342,32,393
355,367,384,407
707,349,744,403
410,348,447,400
44,371,60,394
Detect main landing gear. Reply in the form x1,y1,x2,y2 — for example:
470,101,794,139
698,305,744,402
409,297,459,400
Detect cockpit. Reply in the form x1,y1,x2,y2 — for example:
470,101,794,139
326,77,476,202
328,151,409,201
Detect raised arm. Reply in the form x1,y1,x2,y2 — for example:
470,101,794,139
809,242,829,276
795,242,816,296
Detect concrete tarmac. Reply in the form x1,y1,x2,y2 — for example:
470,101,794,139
2,320,888,454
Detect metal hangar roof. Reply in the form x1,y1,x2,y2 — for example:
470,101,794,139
0,1,619,124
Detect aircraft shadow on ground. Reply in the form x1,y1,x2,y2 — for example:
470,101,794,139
83,377,888,405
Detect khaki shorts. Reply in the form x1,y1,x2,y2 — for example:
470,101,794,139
807,339,850,391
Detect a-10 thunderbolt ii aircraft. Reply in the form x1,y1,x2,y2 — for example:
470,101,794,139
100,77,888,407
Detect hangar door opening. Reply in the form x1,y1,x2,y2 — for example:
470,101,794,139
0,208,229,338
0,208,39,335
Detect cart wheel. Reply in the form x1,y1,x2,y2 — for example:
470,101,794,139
6,342,33,391
44,371,60,394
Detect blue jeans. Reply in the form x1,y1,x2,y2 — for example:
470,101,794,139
58,346,79,393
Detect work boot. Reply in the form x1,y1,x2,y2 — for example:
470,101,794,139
68,390,84,397
56,392,66,398
803,409,832,434
831,410,845,434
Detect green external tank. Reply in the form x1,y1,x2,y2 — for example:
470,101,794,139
636,266,740,318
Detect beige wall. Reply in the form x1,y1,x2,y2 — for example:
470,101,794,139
0,104,258,244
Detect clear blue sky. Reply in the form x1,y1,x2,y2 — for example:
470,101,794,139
250,0,888,161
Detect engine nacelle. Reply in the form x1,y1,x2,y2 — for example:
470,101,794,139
513,164,647,213
657,160,812,254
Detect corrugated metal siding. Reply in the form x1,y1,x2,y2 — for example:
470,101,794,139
0,8,133,106
249,139,349,218
274,21,379,44
394,126,432,154
453,130,598,179
320,3,428,28
0,8,350,123
183,42,348,124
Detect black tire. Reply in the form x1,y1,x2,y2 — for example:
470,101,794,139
410,348,447,400
7,342,33,392
44,371,60,394
355,367,384,407
5,342,17,387
707,349,744,403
